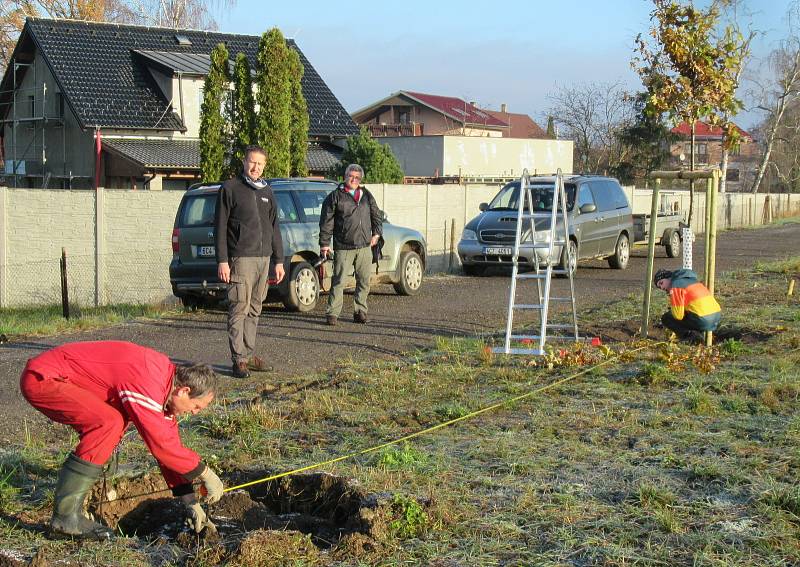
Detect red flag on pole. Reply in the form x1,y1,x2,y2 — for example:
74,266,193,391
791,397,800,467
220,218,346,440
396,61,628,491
94,129,102,190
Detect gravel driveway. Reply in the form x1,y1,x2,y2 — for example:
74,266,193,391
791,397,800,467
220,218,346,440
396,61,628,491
2,221,798,445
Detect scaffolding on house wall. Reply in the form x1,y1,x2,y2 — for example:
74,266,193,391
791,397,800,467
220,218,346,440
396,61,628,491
0,55,87,189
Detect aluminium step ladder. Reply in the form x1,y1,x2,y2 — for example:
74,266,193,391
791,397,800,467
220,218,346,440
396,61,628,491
493,169,580,355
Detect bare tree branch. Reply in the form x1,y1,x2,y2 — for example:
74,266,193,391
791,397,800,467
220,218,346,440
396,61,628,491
749,1,800,193
547,81,634,174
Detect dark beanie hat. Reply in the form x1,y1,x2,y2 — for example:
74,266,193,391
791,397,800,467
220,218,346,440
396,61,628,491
653,268,673,287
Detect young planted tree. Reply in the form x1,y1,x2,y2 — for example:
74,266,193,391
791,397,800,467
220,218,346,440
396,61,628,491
199,42,229,182
288,47,309,177
334,126,404,184
255,27,291,178
633,0,750,220
228,52,256,176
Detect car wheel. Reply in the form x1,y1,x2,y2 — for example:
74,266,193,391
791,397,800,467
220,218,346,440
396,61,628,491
665,230,682,258
393,250,424,295
608,233,630,269
282,261,319,312
463,264,486,276
557,239,578,278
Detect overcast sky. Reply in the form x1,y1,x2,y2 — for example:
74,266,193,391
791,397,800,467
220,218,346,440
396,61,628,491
217,0,790,130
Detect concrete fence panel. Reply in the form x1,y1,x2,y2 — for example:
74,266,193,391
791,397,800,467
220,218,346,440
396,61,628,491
102,190,184,305
4,188,96,306
1,184,798,308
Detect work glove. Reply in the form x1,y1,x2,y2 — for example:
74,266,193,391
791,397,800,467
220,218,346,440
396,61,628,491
181,493,216,533
199,466,224,504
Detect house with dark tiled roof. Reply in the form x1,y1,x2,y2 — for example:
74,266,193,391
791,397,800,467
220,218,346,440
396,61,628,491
668,120,758,191
0,18,357,189
351,90,508,138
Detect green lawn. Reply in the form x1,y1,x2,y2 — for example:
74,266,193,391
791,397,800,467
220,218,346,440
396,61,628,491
1,258,798,566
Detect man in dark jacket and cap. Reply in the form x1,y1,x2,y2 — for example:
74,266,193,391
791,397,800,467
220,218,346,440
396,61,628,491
319,163,383,326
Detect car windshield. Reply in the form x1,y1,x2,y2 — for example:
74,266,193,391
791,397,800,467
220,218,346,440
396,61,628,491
294,190,331,223
270,181,337,223
180,194,216,227
487,182,576,212
270,180,337,192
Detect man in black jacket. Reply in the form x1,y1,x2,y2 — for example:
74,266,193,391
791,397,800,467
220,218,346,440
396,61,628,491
214,145,285,378
319,164,383,326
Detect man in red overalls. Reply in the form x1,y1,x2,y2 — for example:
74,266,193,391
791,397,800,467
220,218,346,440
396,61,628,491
20,341,224,539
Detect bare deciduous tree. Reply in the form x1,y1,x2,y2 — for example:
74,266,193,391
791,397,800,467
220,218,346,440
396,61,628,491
120,0,234,29
0,0,26,66
749,2,800,193
547,81,634,174
762,100,800,192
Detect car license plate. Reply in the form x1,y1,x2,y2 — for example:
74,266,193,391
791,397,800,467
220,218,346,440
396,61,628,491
485,246,512,255
198,245,215,257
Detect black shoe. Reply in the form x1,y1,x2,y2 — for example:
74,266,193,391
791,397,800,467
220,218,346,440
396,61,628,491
353,311,368,324
326,315,338,326
232,361,251,378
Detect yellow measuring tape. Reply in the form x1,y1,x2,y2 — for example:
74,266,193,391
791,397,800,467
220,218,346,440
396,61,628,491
222,343,652,493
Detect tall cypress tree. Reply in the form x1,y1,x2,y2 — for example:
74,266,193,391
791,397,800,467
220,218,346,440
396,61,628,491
199,42,230,182
288,48,309,177
228,52,256,176
255,28,292,178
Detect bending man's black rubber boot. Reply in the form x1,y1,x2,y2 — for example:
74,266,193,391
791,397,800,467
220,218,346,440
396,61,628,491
49,453,113,540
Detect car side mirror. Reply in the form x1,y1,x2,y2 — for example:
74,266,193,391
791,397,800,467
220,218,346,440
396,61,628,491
479,202,489,212
579,203,597,214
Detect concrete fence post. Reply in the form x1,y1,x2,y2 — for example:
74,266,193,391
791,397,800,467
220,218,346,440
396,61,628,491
425,183,431,255
0,186,7,308
95,186,105,306
463,184,469,228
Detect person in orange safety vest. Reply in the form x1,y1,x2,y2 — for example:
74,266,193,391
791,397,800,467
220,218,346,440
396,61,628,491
654,268,721,336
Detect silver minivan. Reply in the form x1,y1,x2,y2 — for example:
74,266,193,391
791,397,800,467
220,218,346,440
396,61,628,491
457,175,633,276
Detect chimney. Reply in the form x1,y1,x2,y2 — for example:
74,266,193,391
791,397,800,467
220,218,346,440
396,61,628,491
500,103,507,113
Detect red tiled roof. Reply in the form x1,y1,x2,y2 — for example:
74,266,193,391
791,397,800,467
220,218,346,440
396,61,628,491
403,91,507,128
485,110,549,138
671,121,751,140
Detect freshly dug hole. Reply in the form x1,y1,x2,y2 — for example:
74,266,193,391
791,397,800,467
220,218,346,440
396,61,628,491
215,470,392,547
88,470,408,559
